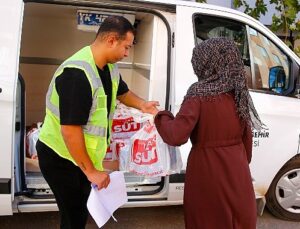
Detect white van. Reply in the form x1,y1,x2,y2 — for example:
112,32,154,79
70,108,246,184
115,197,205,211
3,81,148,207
1,0,300,221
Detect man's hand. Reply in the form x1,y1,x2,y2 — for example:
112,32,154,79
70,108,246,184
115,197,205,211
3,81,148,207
140,101,160,115
117,91,160,115
86,169,110,190
61,125,110,190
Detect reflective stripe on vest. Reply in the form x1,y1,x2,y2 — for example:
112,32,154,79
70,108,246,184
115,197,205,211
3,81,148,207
46,60,108,137
39,46,120,171
89,65,120,113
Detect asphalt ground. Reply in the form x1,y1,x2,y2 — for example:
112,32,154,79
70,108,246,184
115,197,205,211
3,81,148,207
1,206,300,229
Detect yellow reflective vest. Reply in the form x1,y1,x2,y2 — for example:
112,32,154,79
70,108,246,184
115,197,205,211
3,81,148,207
39,46,120,170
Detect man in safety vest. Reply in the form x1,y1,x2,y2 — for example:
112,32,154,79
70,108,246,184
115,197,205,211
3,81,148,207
36,16,159,229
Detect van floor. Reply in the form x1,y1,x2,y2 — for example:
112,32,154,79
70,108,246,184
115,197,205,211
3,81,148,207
25,171,162,196
26,172,50,190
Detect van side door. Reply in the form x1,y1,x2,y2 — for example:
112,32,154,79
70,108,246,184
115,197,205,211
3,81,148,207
174,5,249,169
0,0,24,215
175,4,300,209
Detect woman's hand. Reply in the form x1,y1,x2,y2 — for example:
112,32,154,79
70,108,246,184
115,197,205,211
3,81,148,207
140,101,160,115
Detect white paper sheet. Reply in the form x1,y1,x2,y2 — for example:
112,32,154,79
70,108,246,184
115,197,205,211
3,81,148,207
87,171,127,228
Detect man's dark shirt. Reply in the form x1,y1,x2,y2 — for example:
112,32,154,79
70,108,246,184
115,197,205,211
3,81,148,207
55,65,129,125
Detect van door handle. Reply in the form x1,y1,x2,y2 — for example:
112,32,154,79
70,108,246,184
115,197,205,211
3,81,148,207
0,88,2,93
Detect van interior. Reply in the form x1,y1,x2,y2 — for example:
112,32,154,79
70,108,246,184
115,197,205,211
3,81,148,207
15,2,169,201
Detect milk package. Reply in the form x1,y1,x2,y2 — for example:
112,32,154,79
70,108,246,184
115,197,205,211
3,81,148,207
104,103,182,177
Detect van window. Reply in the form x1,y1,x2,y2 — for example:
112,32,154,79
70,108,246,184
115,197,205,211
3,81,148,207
248,28,291,93
193,15,252,87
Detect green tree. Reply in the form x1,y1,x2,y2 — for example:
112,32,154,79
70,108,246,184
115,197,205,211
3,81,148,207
233,0,300,56
233,0,268,19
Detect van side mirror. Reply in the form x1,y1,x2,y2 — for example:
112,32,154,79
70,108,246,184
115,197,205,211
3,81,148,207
269,66,286,93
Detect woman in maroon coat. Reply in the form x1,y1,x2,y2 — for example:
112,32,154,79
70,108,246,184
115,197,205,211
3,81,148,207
154,38,265,229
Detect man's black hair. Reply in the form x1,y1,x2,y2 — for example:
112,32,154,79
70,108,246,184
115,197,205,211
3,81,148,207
96,15,135,40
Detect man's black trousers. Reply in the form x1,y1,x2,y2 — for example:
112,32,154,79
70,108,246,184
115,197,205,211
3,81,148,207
36,140,91,229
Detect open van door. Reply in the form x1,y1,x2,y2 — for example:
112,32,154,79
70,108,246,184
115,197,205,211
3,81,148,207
174,5,201,168
0,0,24,215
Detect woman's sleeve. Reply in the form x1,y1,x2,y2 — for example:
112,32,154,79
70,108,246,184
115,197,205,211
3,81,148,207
242,123,253,163
154,98,200,146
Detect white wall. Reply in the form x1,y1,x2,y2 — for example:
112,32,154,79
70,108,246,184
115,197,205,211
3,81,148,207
20,3,156,125
20,3,95,125
20,3,139,125
130,14,154,100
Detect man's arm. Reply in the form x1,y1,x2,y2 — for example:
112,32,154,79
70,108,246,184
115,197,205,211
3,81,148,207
117,90,159,114
61,125,110,189
56,69,110,189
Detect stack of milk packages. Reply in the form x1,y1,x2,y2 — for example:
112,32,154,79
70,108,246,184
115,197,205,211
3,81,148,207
104,102,150,171
104,102,182,177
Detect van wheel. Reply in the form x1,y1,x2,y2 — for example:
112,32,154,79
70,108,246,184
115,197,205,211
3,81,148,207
266,155,300,221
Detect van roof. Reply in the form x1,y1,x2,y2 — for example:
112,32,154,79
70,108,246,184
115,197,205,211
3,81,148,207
45,0,261,26
110,0,299,64
107,0,260,23
122,0,263,25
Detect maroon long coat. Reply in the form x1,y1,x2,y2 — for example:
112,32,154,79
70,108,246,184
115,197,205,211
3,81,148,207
155,93,256,229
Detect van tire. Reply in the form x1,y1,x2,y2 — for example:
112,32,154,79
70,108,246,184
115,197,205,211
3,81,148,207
266,155,300,221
